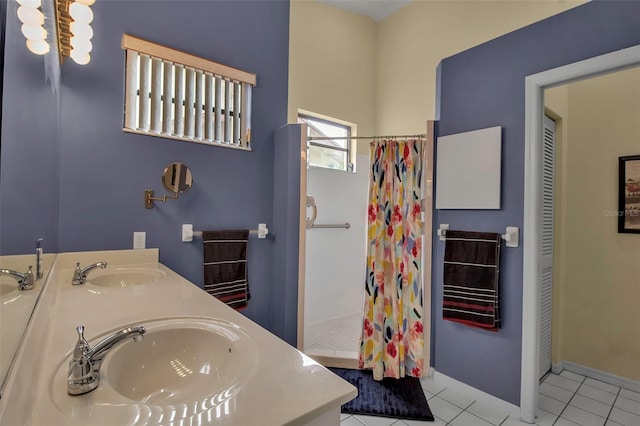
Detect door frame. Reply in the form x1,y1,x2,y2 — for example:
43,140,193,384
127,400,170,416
520,44,640,423
297,124,308,351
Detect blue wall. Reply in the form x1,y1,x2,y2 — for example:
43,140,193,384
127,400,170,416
1,0,60,256
272,124,303,346
2,0,290,333
434,1,640,404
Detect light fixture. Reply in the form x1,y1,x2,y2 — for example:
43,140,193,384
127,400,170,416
70,50,90,65
15,0,94,65
54,0,94,65
17,5,45,26
68,2,93,24
26,39,50,55
16,0,49,55
21,24,47,40
17,0,42,7
70,21,92,39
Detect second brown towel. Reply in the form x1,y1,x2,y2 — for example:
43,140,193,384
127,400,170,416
442,230,501,331
202,229,250,310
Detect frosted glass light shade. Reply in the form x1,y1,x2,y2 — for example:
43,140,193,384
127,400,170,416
71,50,90,65
70,22,93,39
71,37,92,53
75,0,95,5
69,3,93,24
21,24,47,41
17,6,44,26
26,39,50,55
17,0,41,8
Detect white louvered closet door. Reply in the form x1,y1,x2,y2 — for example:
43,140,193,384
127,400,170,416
539,115,556,380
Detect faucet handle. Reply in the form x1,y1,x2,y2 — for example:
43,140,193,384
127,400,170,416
20,266,35,290
67,325,99,395
72,263,83,285
72,325,90,361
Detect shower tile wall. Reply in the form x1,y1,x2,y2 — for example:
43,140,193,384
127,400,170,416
304,153,370,355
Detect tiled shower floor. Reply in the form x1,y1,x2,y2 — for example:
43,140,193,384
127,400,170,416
303,312,362,358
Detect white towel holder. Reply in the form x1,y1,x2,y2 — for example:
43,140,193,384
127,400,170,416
502,227,519,248
182,223,269,242
437,224,449,241
438,224,519,248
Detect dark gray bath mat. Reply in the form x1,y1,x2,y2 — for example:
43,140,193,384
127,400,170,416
329,367,434,421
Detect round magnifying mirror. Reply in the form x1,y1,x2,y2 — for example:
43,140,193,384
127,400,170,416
162,163,193,194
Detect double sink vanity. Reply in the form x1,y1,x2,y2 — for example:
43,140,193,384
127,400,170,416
0,249,356,425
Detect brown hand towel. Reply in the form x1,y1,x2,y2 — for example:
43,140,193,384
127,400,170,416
442,230,501,331
202,230,250,310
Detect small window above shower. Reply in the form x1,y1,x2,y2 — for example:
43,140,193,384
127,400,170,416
298,111,356,172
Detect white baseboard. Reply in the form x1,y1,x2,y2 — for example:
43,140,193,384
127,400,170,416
428,368,521,419
551,361,564,375
553,360,640,393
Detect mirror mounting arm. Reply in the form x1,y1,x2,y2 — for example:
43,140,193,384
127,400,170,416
144,163,193,209
144,189,179,209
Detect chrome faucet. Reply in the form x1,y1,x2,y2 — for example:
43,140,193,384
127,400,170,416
67,324,146,395
0,266,35,290
72,261,108,285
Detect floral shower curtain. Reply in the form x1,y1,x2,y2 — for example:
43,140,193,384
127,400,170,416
359,138,425,380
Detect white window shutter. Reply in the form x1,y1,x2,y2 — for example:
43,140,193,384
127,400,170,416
194,70,204,140
184,67,195,138
224,78,231,144
138,54,151,131
150,57,162,133
174,64,185,137
214,76,223,142
539,115,556,379
124,50,139,130
241,83,252,147
162,61,173,134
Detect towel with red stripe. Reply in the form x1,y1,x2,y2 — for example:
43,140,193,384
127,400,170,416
202,229,250,310
442,230,501,331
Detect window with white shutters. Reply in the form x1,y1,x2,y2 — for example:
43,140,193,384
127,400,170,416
121,34,255,150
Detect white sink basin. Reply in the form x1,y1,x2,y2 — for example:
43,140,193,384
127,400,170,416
51,318,258,423
0,281,16,296
104,323,247,404
88,267,166,287
0,274,31,296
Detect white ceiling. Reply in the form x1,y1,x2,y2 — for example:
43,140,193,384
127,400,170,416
315,0,413,22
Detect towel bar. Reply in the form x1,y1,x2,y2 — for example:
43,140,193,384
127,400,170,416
310,223,351,229
437,224,519,248
181,223,268,242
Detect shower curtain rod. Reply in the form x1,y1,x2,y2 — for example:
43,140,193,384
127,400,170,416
307,133,426,141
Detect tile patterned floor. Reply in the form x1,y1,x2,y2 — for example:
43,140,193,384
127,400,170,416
536,371,640,426
338,371,640,426
304,317,640,426
304,312,362,357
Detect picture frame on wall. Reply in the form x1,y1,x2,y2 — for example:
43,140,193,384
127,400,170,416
618,155,640,234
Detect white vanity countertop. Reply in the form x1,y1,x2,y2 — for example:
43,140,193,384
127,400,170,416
1,249,356,425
